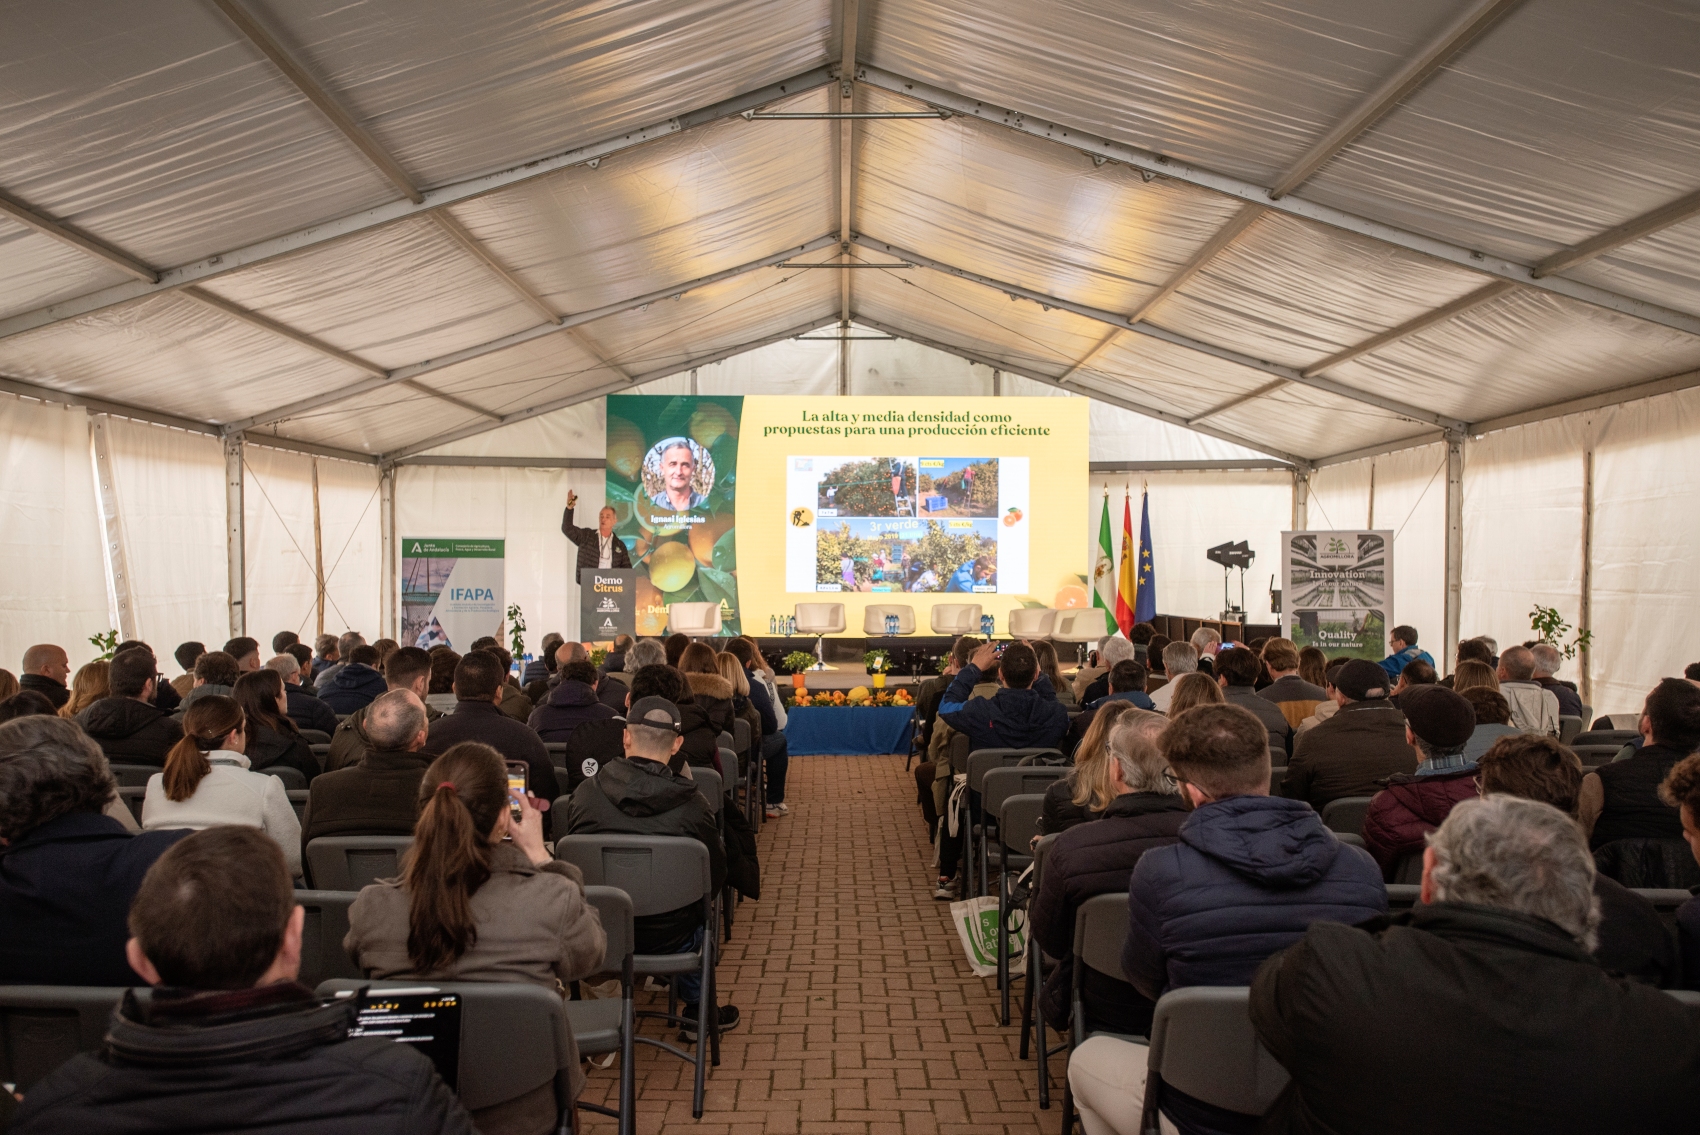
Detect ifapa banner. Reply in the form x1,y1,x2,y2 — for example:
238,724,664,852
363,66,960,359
401,538,506,652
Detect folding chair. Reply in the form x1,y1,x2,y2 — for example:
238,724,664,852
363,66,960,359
1138,987,1288,1134
1573,743,1630,767
1020,834,1068,1109
569,885,636,1135
1319,796,1374,837
108,762,157,788
555,834,720,1117
286,788,309,823
304,835,413,890
545,742,569,768
1384,883,1423,911
1268,766,1287,795
261,764,308,790
963,748,1062,896
292,889,363,987
299,728,332,746
319,979,578,1134
309,743,331,768
1632,887,1694,934
988,787,1052,1025
1558,715,1583,744
0,985,135,1091
116,784,147,824
1060,892,1134,1135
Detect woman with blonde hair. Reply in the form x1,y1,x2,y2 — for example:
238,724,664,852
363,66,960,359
59,660,111,719
141,695,301,877
716,651,764,759
1452,660,1500,694
346,741,606,1135
1040,701,1144,834
1166,671,1226,715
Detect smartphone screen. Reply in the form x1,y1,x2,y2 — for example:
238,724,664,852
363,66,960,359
504,761,528,822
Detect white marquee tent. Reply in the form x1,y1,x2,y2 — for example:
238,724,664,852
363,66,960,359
4,0,1698,716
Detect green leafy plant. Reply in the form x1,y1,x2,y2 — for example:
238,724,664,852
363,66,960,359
590,648,609,670
505,603,526,660
88,629,119,661
783,651,819,675
864,648,891,673
1529,604,1592,661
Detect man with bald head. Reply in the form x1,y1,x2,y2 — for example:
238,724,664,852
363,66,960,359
19,645,70,709
300,689,432,848
562,490,632,571
1499,645,1561,736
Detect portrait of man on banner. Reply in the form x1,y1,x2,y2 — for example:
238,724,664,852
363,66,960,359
644,436,714,511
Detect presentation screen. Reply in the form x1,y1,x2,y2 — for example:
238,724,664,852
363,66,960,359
604,395,1089,637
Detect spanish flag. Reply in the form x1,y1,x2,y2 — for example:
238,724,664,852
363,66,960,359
1114,490,1137,636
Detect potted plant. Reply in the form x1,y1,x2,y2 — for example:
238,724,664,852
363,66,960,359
783,651,818,690
864,648,892,689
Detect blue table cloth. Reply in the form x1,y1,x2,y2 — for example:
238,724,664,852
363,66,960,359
785,705,915,755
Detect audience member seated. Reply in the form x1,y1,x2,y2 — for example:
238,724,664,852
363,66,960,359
529,658,616,741
312,631,364,693
601,634,633,677
233,669,319,783
1258,639,1326,731
1070,704,1384,1135
1030,713,1187,1038
1580,677,1700,858
77,649,184,767
426,646,461,713
1189,627,1222,678
222,635,262,674
1250,796,1700,1135
1094,659,1155,712
11,827,474,1135
518,632,564,700
1216,645,1290,754
1163,671,1224,715
0,689,59,722
1529,641,1585,718
1362,686,1479,879
179,649,239,713
1389,657,1436,709
1658,755,1700,989
115,641,182,712
327,646,437,772
677,642,737,744
168,640,203,698
311,631,340,681
18,643,71,709
1451,658,1499,696
318,643,387,714
1034,640,1077,708
1148,642,1198,713
425,651,554,835
672,658,735,777
1294,658,1347,736
1296,645,1328,688
300,690,431,846
1460,685,1519,761
664,632,691,668
1283,659,1415,810
716,650,764,758
265,651,339,736
1069,636,1108,704
59,659,111,719
600,638,662,712
1040,701,1144,835
470,641,533,724
1080,636,1137,705
371,637,399,669
0,715,191,985
722,641,789,817
1480,735,1676,986
1144,633,1171,678
271,630,299,655
0,668,15,701
1437,635,1494,689
1497,644,1560,735
566,664,680,789
1378,623,1434,682
346,742,606,1134
141,695,302,878
566,696,736,1036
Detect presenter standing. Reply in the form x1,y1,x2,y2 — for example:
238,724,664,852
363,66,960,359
562,492,632,571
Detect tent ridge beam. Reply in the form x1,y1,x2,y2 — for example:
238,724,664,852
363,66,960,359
856,66,1700,340
1304,280,1517,376
855,235,1466,431
0,66,836,342
0,189,159,283
224,234,839,432
1468,364,1700,435
1532,186,1700,278
181,286,388,377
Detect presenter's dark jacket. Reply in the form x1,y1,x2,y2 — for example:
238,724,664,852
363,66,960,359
11,984,474,1135
561,505,632,571
0,813,190,985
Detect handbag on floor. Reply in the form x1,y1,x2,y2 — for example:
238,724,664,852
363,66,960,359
949,895,1026,978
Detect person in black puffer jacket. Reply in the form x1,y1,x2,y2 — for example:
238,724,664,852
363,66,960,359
1029,712,1188,1035
528,659,616,742
233,670,318,783
12,827,473,1135
76,652,183,767
317,645,388,715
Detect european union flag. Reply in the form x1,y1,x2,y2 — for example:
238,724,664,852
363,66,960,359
1134,490,1156,623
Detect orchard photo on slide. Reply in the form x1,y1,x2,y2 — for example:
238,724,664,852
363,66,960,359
815,456,918,517
815,517,999,593
917,457,999,517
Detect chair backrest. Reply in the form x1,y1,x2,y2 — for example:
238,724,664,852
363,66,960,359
582,884,635,975
692,766,723,813
1334,832,1366,848
1384,883,1423,911
863,604,917,635
1575,729,1639,748
108,762,157,788
1666,989,1700,1006
793,602,846,634
1146,986,1289,1117
1558,715,1583,744
544,742,568,768
929,603,983,635
309,743,331,766
293,889,362,987
949,731,971,774
554,834,710,917
0,985,132,1090
1007,608,1057,638
261,764,307,790
719,747,741,787
717,731,734,750
286,788,309,823
1596,839,1700,890
968,748,1061,791
304,835,413,890
115,784,147,824
1073,892,1130,978
1319,795,1374,836
317,979,570,1115
733,717,752,753
667,601,722,637
1389,851,1424,884
1631,887,1693,933
981,766,1067,819
996,792,1048,854
1052,610,1106,643
299,728,332,746
1573,743,1629,767
1269,766,1287,795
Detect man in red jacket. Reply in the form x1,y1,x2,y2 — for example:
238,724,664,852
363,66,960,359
1362,685,1479,880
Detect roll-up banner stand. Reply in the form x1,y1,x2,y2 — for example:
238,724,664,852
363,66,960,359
1280,530,1393,662
401,538,506,652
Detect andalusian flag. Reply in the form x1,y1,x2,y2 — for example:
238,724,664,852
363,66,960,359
1091,490,1116,634
1115,491,1137,636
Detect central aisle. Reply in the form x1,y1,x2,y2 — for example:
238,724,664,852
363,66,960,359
579,753,1051,1134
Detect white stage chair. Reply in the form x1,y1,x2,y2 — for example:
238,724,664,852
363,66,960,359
1006,608,1057,639
667,601,722,638
1052,609,1109,661
863,604,916,636
930,603,983,635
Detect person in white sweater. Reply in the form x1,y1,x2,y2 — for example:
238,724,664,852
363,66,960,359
143,694,302,878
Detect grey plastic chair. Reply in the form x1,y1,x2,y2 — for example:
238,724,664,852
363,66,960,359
261,764,308,790
991,789,1050,1025
1334,832,1367,848
1558,715,1583,744
1061,892,1135,1134
115,784,147,824
964,748,1062,896
1022,833,1067,1109
304,835,412,890
1575,729,1639,748
1667,989,1700,1006
1633,887,1694,933
1319,796,1374,837
1269,766,1287,795
1139,986,1289,1133
544,742,569,768
570,885,636,1135
107,762,157,788
1385,883,1423,911
554,834,719,1117
0,985,138,1091
292,889,362,987
692,767,723,814
309,743,331,768
286,788,308,823
299,728,332,746
319,979,576,1129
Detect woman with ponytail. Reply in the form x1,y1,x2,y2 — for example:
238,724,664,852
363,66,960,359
346,741,606,1135
141,695,301,877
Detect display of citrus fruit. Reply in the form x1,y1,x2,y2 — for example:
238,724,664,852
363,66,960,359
606,417,646,481
1053,584,1089,609
648,540,698,593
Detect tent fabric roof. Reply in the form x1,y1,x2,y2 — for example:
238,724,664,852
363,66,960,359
2,0,1698,467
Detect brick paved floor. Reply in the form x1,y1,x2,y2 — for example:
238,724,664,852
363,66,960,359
579,753,1055,1135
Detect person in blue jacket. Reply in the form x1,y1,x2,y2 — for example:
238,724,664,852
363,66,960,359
1379,624,1435,683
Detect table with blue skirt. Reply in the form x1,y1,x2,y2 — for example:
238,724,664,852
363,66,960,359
784,705,916,755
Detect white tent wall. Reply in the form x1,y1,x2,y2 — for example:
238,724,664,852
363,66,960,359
100,416,227,654
0,393,109,671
